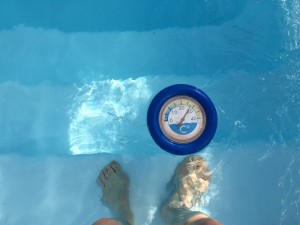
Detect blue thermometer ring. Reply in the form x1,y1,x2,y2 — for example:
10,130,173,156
147,84,218,155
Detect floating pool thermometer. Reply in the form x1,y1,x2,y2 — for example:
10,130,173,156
147,84,217,155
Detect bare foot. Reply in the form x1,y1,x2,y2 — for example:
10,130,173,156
170,155,212,208
161,155,212,225
97,161,134,225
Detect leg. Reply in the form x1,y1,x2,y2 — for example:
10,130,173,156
184,215,222,225
92,218,120,225
161,156,222,225
93,161,134,225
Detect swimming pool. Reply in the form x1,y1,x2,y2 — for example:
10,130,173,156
0,0,299,224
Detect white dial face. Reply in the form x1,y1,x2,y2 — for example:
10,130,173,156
159,96,206,143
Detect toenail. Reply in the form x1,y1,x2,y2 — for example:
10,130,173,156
103,172,108,180
110,165,116,173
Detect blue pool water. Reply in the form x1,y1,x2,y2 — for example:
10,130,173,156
0,0,300,225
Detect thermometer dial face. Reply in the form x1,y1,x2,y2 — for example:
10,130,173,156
159,96,206,143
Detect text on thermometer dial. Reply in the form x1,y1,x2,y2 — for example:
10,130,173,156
159,96,206,143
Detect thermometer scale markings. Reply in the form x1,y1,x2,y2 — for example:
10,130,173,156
147,84,217,154
164,105,175,121
163,100,203,123
160,96,206,143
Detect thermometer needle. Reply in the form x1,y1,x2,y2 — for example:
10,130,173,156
177,107,190,128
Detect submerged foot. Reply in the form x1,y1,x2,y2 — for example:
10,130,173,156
170,155,212,208
161,155,212,225
97,161,134,225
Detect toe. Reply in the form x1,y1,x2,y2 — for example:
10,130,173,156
98,171,109,188
103,161,121,177
110,161,121,173
97,161,122,188
197,167,212,181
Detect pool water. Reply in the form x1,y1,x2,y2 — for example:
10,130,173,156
0,0,300,225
